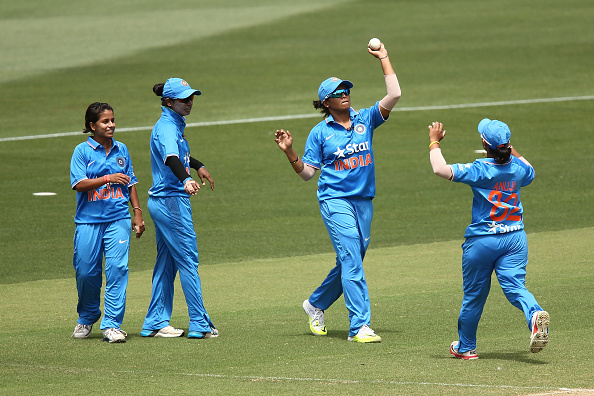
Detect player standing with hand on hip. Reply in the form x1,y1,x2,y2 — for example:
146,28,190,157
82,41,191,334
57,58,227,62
70,102,145,343
274,40,401,342
141,77,218,339
428,119,549,359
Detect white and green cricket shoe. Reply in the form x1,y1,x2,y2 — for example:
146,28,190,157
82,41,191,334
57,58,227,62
302,299,327,336
347,325,381,343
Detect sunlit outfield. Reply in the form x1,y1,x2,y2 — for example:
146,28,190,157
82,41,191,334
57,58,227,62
0,0,592,394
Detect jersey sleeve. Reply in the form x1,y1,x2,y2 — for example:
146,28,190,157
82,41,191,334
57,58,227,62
119,143,138,187
70,144,89,189
451,161,487,186
517,157,535,187
367,101,388,128
302,125,323,169
153,123,181,164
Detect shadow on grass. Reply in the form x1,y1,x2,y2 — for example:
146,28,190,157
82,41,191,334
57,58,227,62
477,351,549,364
314,328,402,342
431,351,549,364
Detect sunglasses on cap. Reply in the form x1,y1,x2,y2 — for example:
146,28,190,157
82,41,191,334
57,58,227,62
326,88,350,99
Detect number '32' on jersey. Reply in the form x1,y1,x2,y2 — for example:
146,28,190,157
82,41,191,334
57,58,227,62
452,156,535,237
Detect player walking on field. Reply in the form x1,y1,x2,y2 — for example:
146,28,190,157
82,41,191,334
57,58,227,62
274,41,401,342
141,78,218,339
70,102,145,343
428,119,549,359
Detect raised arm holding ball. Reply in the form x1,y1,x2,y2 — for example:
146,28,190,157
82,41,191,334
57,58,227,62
274,39,401,343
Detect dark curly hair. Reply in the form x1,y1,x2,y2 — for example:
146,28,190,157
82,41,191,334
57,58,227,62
485,143,512,164
83,102,113,134
493,144,512,164
153,82,169,106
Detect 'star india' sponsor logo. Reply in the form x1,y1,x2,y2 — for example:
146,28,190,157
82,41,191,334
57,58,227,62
333,141,372,171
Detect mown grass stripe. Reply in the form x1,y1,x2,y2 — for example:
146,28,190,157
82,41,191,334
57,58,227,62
1,95,592,142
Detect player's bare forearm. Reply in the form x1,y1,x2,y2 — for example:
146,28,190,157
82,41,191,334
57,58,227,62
74,173,131,192
510,146,532,166
128,185,141,210
129,185,145,238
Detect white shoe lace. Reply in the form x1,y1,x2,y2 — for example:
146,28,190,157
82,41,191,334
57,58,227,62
312,309,324,325
73,324,92,336
359,325,376,336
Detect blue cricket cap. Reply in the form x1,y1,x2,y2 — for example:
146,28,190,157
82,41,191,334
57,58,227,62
318,77,354,102
478,118,511,149
162,78,201,99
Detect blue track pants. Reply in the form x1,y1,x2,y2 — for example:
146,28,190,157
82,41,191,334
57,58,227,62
73,219,130,330
309,197,373,337
457,230,542,352
143,196,214,332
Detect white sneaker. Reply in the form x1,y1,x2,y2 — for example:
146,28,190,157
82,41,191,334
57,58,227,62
302,300,327,336
347,324,381,343
206,327,219,338
530,311,550,353
72,323,93,339
103,328,127,343
450,341,479,360
141,325,185,338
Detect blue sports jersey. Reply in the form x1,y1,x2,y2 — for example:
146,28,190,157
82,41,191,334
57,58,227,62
148,107,192,197
70,137,137,224
452,156,535,237
302,102,386,201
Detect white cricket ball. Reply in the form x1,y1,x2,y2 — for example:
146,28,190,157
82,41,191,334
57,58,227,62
368,38,381,51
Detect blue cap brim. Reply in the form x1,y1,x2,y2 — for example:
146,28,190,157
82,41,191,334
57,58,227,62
319,79,354,101
177,89,201,99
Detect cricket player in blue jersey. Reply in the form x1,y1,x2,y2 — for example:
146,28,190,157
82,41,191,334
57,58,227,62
140,78,218,339
274,41,401,342
70,102,145,343
428,119,549,359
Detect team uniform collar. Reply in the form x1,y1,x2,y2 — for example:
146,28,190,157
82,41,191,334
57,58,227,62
325,107,359,125
86,136,119,151
481,157,513,166
161,106,186,129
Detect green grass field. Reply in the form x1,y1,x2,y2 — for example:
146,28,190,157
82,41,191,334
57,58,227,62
1,0,593,394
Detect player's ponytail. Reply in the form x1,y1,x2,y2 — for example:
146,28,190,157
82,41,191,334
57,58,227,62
153,83,164,97
313,99,330,118
83,102,114,134
153,83,169,106
493,144,512,164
